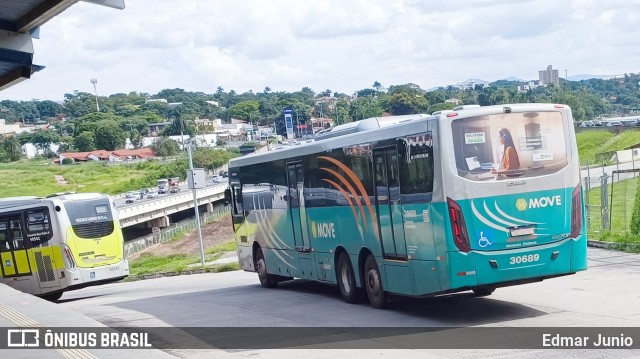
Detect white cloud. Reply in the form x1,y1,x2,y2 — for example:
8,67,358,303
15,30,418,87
1,0,639,101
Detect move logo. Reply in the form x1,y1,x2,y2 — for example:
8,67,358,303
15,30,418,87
316,155,378,239
516,195,562,211
311,221,336,239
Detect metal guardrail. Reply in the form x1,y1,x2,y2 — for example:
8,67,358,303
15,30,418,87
117,184,227,227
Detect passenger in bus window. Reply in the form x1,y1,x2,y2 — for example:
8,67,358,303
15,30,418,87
491,128,520,174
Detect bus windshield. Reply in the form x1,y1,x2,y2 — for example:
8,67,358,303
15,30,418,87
451,111,569,181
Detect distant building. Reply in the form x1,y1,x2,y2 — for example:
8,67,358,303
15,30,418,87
310,117,334,133
445,98,462,105
56,148,155,164
21,143,60,159
539,65,559,85
148,122,171,135
517,80,541,92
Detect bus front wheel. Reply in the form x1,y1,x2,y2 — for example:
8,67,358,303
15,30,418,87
364,255,386,309
255,247,278,288
337,252,359,304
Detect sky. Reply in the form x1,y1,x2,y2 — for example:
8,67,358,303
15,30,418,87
2,0,640,102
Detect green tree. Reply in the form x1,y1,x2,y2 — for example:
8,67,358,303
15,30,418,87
151,137,180,157
31,130,60,153
229,100,260,123
95,122,126,150
385,92,428,115
73,131,96,152
428,102,456,113
1,136,21,162
192,148,236,170
130,129,143,149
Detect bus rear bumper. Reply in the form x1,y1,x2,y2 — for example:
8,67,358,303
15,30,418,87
472,238,578,286
66,260,129,288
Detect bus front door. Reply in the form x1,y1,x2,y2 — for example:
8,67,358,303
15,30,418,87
286,162,310,252
0,216,32,278
374,148,408,260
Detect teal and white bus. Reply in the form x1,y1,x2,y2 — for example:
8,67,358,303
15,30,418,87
227,103,587,308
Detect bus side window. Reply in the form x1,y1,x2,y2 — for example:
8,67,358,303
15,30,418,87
398,134,434,202
27,209,50,232
10,219,24,250
0,221,9,252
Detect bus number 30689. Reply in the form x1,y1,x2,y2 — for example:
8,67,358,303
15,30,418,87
509,254,540,265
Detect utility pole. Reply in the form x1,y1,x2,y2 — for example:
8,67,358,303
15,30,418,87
186,137,206,266
90,78,100,112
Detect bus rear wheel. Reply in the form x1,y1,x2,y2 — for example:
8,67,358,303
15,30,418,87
337,252,359,304
364,255,386,309
472,287,495,296
255,247,278,288
40,291,63,302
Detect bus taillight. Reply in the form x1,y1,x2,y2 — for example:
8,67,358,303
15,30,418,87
570,183,582,238
447,197,471,252
61,244,77,270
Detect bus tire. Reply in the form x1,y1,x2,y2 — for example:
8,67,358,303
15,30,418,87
40,291,63,302
337,252,359,304
472,287,495,296
255,247,278,288
364,255,386,309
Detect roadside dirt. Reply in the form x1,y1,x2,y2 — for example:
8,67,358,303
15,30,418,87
54,175,68,185
128,215,235,261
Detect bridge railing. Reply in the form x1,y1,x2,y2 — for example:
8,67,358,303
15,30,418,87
117,183,227,220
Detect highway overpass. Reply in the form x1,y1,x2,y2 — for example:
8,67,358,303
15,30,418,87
116,183,227,229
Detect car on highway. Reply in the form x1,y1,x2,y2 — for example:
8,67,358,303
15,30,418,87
606,120,623,127
125,191,141,204
169,185,180,194
147,189,158,199
212,175,225,183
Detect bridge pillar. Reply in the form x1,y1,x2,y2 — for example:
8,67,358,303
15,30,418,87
206,202,214,213
148,216,170,228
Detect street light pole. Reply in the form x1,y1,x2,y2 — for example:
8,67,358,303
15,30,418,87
186,137,206,266
90,78,100,112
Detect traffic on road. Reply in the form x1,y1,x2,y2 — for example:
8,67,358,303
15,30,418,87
114,172,228,207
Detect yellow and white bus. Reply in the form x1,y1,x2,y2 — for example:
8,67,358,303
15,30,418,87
0,193,129,301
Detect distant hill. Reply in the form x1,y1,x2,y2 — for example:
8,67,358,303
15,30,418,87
502,76,524,82
568,74,605,81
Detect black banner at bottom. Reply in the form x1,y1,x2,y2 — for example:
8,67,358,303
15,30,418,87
1,327,638,350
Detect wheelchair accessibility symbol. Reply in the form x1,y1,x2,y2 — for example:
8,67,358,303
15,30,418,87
478,232,492,248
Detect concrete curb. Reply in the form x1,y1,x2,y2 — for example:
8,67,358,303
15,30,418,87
588,239,640,252
127,252,240,282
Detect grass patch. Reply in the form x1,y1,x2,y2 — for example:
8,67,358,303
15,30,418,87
127,239,238,280
129,253,196,277
586,176,639,238
577,129,640,165
596,231,640,253
206,240,237,255
0,158,188,197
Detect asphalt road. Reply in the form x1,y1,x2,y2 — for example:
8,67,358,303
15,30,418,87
56,247,640,358
114,178,226,208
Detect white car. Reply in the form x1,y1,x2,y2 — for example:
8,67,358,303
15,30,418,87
125,191,140,204
147,190,158,199
212,175,225,183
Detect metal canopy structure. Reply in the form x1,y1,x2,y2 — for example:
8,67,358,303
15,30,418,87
0,0,125,92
